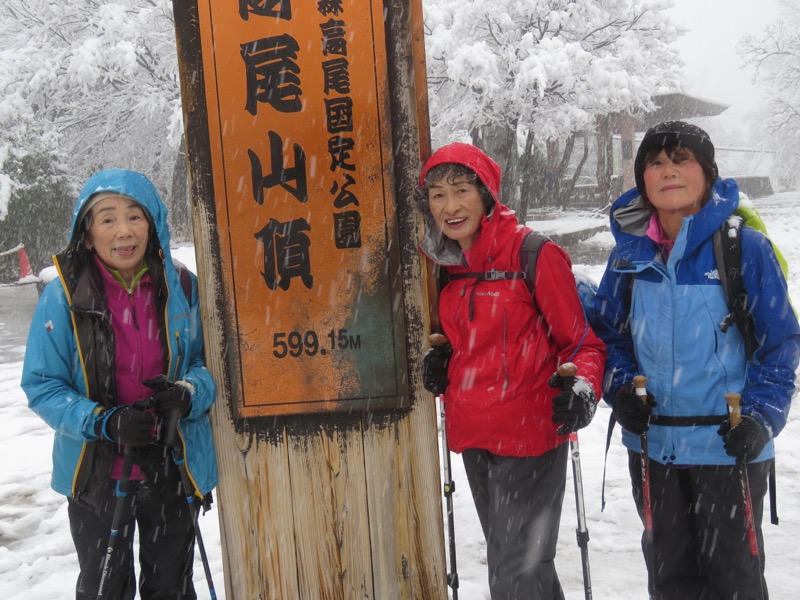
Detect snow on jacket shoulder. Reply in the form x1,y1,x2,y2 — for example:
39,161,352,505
420,201,605,457
593,178,800,466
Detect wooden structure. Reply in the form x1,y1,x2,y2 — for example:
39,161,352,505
172,0,446,597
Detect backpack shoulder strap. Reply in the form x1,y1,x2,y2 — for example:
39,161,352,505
519,231,551,297
442,231,548,289
172,260,193,304
713,218,757,360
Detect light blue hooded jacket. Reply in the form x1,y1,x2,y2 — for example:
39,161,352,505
594,178,800,465
21,169,218,504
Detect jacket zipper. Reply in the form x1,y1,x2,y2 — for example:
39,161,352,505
172,329,183,380
128,289,140,331
502,313,509,390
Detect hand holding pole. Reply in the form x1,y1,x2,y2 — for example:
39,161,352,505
725,394,758,556
429,333,458,599
557,362,592,600
725,392,765,599
633,375,654,594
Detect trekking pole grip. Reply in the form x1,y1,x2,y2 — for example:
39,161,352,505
557,362,578,389
429,333,448,347
633,375,648,402
725,392,743,427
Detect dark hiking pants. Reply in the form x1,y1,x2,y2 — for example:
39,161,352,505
628,451,770,600
463,443,568,600
68,456,197,600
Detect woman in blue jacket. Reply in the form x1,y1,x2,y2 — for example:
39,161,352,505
593,121,800,599
21,169,217,599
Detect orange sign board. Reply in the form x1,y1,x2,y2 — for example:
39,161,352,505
195,0,408,416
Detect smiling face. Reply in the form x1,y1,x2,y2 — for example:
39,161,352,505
643,147,709,220
427,174,488,249
84,195,151,285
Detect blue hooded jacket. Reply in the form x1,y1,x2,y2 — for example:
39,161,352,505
593,178,800,465
21,169,218,503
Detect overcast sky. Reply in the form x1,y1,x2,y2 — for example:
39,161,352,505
668,0,780,115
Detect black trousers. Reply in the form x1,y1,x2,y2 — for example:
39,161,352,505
628,451,770,600
463,444,568,600
68,456,197,600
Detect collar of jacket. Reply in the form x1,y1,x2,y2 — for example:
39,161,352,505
419,201,521,269
609,177,740,260
98,258,150,292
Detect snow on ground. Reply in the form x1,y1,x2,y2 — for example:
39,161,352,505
2,192,800,598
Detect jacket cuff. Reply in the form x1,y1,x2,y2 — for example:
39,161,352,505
86,407,105,440
175,380,195,393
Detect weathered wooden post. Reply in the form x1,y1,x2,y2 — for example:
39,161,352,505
171,0,445,597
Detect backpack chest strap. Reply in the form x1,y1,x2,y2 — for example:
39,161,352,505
448,270,526,282
445,270,525,321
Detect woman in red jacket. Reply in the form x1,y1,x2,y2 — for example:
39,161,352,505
419,143,605,599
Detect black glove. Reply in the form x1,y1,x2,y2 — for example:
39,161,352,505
549,373,597,435
143,377,192,419
718,415,771,464
422,343,453,395
96,405,158,447
612,385,656,436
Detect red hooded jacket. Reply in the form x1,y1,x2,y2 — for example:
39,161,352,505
419,143,605,457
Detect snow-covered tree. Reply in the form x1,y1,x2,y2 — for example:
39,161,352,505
424,0,683,214
739,0,800,190
0,148,72,278
0,0,189,244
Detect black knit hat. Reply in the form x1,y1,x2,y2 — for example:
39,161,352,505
634,120,718,197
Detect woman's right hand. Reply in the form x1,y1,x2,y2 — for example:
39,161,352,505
95,405,158,446
612,386,656,436
422,342,452,396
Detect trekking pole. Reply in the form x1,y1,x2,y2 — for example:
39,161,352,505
163,409,218,600
430,332,459,600
633,375,655,593
557,362,592,600
725,392,766,600
97,447,135,600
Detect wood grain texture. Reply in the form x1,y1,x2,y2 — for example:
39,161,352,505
174,0,446,596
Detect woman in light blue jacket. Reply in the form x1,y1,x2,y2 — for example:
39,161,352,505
594,121,800,600
22,169,217,599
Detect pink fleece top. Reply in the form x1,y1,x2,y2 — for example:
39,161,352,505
645,214,675,257
95,256,165,480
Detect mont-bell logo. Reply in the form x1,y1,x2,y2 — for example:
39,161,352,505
706,268,720,281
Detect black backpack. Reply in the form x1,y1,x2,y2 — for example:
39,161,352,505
518,231,598,326
712,217,758,359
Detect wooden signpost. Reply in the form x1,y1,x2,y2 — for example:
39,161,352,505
172,0,445,597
